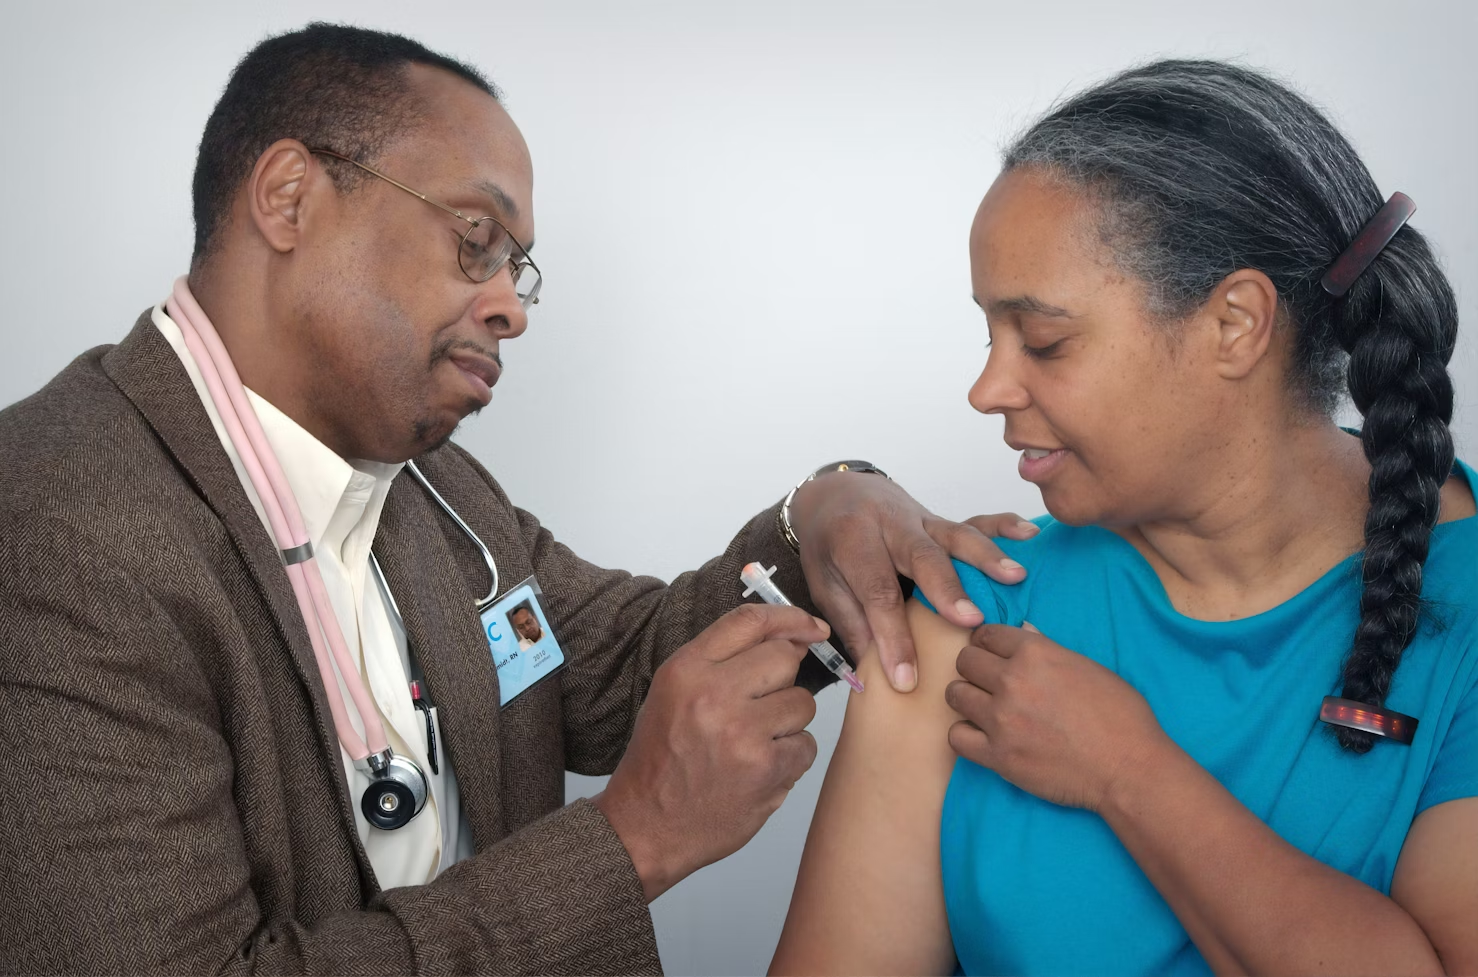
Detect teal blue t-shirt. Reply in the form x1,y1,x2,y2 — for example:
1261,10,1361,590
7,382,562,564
933,461,1478,976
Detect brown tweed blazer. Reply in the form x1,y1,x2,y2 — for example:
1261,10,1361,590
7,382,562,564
0,313,824,975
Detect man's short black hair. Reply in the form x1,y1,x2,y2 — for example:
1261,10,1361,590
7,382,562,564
191,22,500,260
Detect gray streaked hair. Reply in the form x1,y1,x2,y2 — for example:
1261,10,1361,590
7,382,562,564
1003,60,1458,753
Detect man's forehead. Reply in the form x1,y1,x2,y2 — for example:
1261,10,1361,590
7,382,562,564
401,64,534,218
408,66,526,153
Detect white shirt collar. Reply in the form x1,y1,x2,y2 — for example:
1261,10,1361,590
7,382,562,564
150,303,403,559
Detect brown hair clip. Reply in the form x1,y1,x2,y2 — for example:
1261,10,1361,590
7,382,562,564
1320,192,1417,298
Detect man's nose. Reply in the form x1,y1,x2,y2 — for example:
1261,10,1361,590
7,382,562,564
473,264,530,340
967,347,1031,415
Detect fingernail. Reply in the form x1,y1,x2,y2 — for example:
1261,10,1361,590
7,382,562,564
812,616,831,636
1000,558,1024,572
1022,620,1041,633
1016,521,1040,537
955,598,982,620
893,662,917,692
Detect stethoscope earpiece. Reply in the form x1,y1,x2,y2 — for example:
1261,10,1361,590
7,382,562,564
359,750,429,830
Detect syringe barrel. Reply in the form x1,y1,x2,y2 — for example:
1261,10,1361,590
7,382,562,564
741,563,860,690
809,641,847,671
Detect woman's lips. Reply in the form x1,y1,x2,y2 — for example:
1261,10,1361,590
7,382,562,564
448,353,500,406
1017,447,1068,482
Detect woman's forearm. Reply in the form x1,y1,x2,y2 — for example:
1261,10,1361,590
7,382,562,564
1100,739,1444,976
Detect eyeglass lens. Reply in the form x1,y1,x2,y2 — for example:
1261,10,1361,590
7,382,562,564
460,220,540,306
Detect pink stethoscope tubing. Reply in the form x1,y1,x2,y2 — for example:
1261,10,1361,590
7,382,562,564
166,277,387,762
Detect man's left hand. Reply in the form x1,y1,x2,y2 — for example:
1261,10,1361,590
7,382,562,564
787,471,1037,692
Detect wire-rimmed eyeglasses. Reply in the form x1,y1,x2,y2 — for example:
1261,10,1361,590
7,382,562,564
309,148,541,308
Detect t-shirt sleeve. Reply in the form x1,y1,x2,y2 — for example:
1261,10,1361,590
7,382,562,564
1417,656,1478,813
912,558,1018,626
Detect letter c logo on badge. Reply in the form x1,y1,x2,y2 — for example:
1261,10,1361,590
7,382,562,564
486,620,503,643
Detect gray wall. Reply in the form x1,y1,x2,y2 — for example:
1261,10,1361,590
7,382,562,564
2,2,1473,973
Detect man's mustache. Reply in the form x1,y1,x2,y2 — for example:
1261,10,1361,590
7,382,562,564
431,336,502,370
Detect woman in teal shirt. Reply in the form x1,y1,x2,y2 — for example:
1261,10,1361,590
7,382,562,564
772,60,1476,975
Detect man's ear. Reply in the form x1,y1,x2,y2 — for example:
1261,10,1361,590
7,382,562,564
246,139,314,254
1205,268,1280,380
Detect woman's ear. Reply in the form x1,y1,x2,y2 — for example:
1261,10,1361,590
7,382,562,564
245,139,313,254
1207,269,1280,380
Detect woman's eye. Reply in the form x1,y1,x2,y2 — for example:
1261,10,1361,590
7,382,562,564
1022,339,1066,359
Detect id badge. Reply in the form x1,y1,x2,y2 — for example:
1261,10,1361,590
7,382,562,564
480,575,565,708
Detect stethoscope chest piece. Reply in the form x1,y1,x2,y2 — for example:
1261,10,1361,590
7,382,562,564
359,749,429,830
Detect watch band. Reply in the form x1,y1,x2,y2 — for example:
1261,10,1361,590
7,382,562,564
778,460,890,553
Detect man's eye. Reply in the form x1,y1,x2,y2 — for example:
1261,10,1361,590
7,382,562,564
1022,339,1066,359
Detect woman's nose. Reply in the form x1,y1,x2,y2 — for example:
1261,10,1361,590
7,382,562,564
968,347,1031,415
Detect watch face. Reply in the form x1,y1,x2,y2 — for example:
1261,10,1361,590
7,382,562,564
820,460,884,478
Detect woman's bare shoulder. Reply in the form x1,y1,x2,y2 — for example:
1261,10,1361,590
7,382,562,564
846,598,971,730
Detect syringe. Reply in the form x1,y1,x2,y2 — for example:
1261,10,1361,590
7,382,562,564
740,562,865,693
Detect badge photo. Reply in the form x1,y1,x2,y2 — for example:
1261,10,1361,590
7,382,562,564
480,575,565,707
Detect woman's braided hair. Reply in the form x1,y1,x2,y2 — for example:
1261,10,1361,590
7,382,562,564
1004,60,1458,752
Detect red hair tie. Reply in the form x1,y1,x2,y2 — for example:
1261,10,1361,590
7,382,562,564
1319,696,1418,745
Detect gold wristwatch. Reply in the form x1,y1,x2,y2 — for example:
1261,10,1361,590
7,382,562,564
778,460,890,553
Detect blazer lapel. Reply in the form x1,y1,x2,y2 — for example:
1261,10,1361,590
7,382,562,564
374,477,508,851
100,312,377,888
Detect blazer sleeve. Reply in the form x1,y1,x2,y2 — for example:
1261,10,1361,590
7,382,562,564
0,517,657,976
440,446,835,777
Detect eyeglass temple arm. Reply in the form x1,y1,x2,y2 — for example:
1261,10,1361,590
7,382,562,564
308,147,539,272
308,148,475,225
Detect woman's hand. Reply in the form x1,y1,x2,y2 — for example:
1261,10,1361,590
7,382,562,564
944,622,1172,812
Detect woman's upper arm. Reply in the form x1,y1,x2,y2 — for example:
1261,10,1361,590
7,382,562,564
1390,797,1478,975
770,599,970,976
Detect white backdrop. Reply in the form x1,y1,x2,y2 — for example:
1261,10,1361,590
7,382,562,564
2,2,1474,973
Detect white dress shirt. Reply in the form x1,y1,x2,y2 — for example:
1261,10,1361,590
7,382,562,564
153,303,475,888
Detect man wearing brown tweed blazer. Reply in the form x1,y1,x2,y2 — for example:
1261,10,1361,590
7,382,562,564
0,24,1030,976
